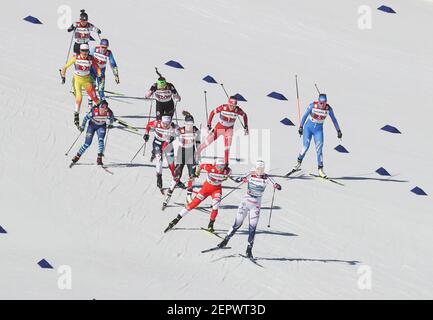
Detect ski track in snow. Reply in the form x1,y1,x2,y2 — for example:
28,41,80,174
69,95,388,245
1,0,433,299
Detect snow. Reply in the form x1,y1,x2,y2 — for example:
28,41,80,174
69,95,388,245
0,0,432,299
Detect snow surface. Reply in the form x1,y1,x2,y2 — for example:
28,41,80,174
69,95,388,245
1,0,432,299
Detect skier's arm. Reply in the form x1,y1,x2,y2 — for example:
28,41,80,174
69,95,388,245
208,106,222,129
61,56,76,77
230,172,249,183
91,57,102,78
108,51,118,70
107,108,115,125
238,108,249,128
267,175,282,190
328,106,341,132
145,120,156,135
145,84,156,98
81,113,91,129
67,23,76,32
90,23,101,34
300,104,313,127
171,84,181,102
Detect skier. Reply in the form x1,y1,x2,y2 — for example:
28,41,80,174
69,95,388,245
196,96,249,165
143,115,178,190
61,43,102,129
145,77,181,120
90,38,119,100
67,9,102,55
164,159,233,233
70,100,114,167
217,160,282,258
162,111,201,209
291,93,342,178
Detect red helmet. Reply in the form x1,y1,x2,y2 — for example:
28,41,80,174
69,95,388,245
228,96,237,106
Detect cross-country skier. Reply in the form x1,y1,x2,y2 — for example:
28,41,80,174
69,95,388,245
291,93,342,178
61,43,102,129
70,100,114,167
90,38,119,100
162,111,201,210
164,159,233,233
67,9,101,55
145,77,181,120
217,160,282,258
143,115,179,190
196,96,249,165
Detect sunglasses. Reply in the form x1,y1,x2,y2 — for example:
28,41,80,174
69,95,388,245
81,50,89,53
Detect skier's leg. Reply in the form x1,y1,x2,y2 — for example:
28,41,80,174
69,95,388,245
197,123,221,155
77,124,96,156
84,78,100,105
226,198,249,240
96,125,106,155
297,121,314,162
313,127,324,168
73,76,83,113
223,128,233,164
164,144,176,178
209,188,222,222
155,102,163,120
247,203,261,248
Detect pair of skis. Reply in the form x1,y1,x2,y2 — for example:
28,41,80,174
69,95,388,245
285,169,344,186
69,162,113,175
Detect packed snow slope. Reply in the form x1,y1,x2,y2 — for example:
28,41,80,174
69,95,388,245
1,0,432,299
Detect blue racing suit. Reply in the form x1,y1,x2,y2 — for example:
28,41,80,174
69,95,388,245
90,46,118,99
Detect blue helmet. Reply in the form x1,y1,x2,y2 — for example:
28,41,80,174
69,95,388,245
318,93,327,103
100,38,109,47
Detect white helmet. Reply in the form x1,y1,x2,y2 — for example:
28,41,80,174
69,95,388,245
255,160,265,176
80,43,90,52
161,115,172,127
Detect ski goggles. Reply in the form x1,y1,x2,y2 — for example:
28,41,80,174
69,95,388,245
157,80,167,88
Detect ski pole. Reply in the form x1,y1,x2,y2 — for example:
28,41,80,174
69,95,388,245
314,83,321,95
130,142,145,163
174,101,179,125
219,83,246,129
65,130,84,156
295,75,301,126
204,90,209,122
143,99,153,156
220,179,246,202
267,187,276,228
64,32,74,65
103,127,110,155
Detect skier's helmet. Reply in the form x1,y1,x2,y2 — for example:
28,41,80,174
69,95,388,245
157,77,167,89
80,43,89,53
255,160,266,176
215,158,226,171
318,93,327,103
161,115,172,128
100,39,109,47
228,96,238,107
79,10,88,22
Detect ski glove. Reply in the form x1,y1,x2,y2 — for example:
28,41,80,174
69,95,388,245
97,29,102,34
143,134,150,142
298,127,303,136
61,76,66,84
274,183,282,190
244,126,249,136
207,124,212,132
115,74,120,84
79,126,84,132
337,130,342,139
67,25,75,32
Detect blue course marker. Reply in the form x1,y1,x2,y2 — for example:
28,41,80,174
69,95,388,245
267,92,288,101
411,187,427,196
233,93,247,102
334,145,349,153
376,167,391,176
280,118,295,126
203,75,217,84
165,60,184,69
381,125,401,134
0,225,6,234
38,259,54,269
23,16,43,24
378,5,396,14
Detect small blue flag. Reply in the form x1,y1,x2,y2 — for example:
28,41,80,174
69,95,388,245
381,125,401,134
411,187,427,196
267,92,288,101
165,60,184,69
233,93,247,102
23,16,43,24
280,118,295,126
203,75,217,84
376,167,391,176
38,259,54,269
334,145,349,153
0,225,6,234
378,5,396,14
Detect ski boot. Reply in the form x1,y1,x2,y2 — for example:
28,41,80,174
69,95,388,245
72,154,80,164
97,153,103,166
246,245,253,258
162,189,173,210
175,180,186,189
157,173,163,189
318,166,327,178
150,151,156,162
293,159,302,171
74,112,79,128
217,237,229,249
207,220,215,233
164,214,182,233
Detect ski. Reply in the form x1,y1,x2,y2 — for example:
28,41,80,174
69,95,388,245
69,162,76,168
100,165,114,175
201,246,232,254
309,174,344,186
200,227,224,239
162,193,172,210
239,254,264,268
285,168,301,177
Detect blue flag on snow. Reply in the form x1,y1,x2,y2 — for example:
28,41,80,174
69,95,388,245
376,167,391,176
378,5,396,14
381,125,401,134
38,259,54,269
233,93,247,102
411,187,427,196
334,145,349,153
23,16,43,24
0,225,6,234
280,118,295,126
165,60,184,69
267,92,288,101
203,75,217,84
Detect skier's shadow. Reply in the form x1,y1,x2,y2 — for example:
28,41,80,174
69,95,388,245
104,163,155,168
213,254,360,266
172,227,298,238
271,172,408,183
